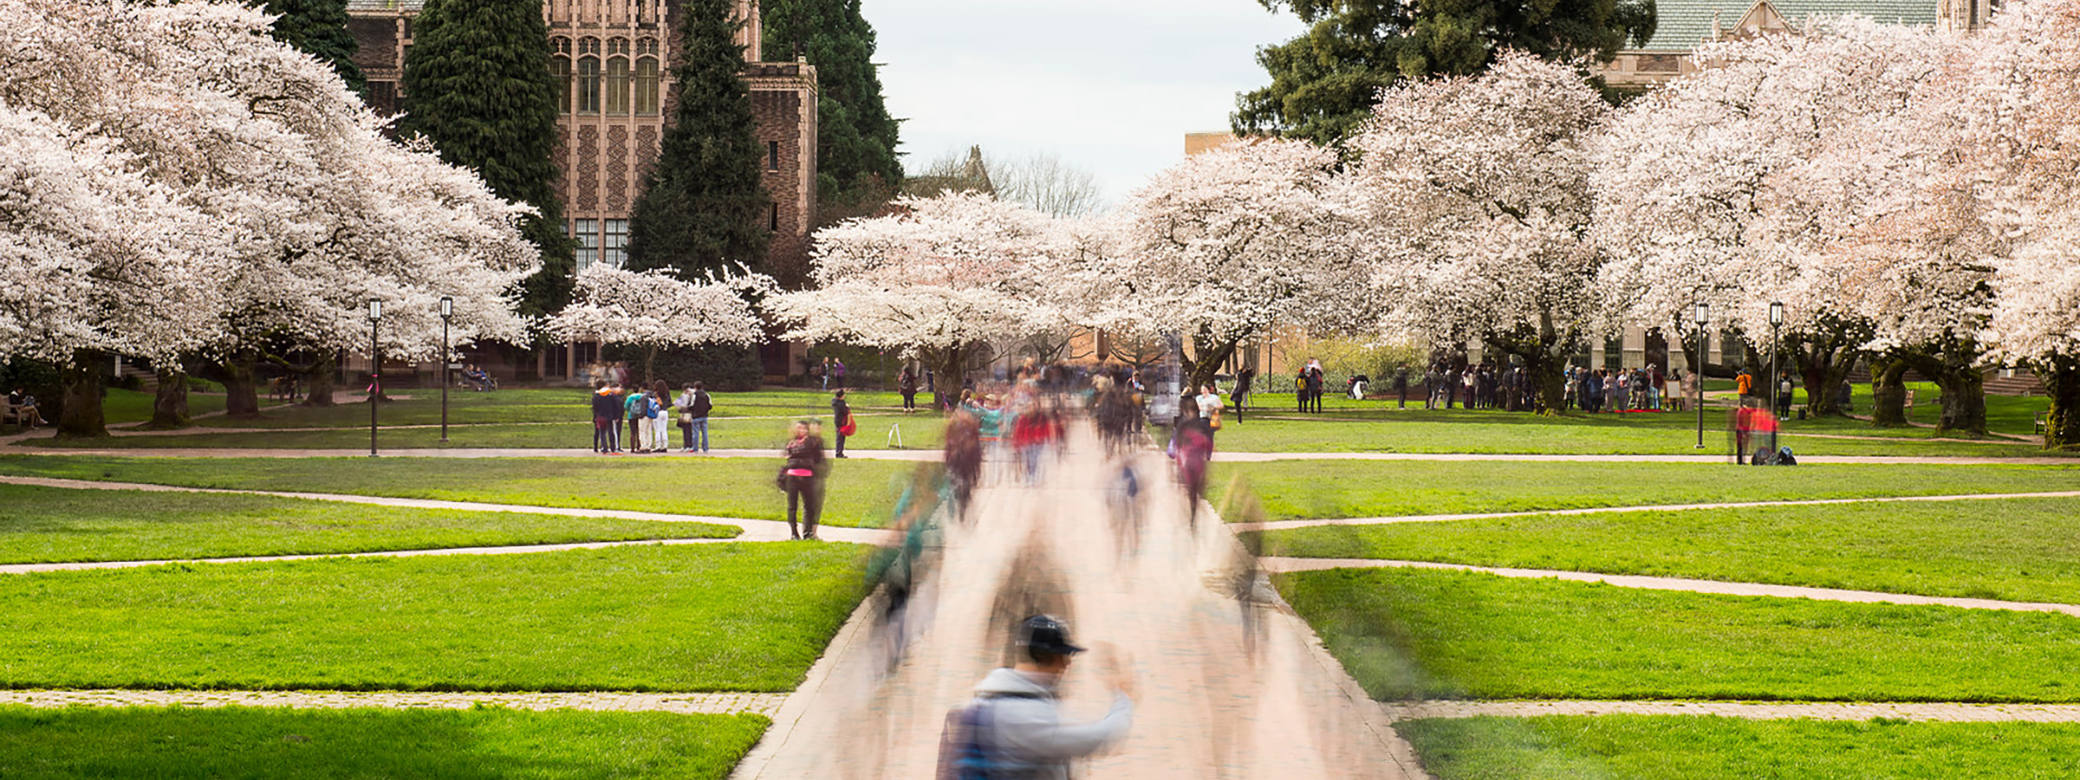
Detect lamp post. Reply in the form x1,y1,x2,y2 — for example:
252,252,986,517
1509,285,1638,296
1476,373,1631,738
1694,301,1709,449
1768,301,1784,423
439,296,453,444
369,299,382,458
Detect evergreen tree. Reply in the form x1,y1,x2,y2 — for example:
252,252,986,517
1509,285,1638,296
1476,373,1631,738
400,0,574,317
257,0,365,94
762,0,902,215
1234,0,1656,148
624,0,771,278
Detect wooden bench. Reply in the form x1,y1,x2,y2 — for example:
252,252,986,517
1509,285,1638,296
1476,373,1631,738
1903,390,1916,409
1,402,37,429
2037,412,2049,436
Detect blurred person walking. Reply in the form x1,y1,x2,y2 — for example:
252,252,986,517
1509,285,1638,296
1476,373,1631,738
944,410,983,519
1170,396,1215,527
779,421,827,540
941,615,1134,780
1231,367,1254,420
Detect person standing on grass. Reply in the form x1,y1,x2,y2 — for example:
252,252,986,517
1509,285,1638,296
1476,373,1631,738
625,387,649,454
834,358,847,390
780,420,827,540
832,388,852,458
591,381,619,453
677,382,713,452
1735,367,1754,402
647,380,671,452
1392,364,1410,408
1232,367,1254,418
1305,359,1326,413
899,367,919,413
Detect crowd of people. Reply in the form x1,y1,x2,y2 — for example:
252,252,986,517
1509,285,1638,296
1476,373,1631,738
588,378,715,454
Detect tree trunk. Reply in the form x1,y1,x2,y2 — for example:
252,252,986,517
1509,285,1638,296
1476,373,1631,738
57,350,108,439
300,349,337,407
1483,319,1569,414
643,344,658,386
147,368,190,429
1185,334,1242,396
1899,347,1989,435
220,352,261,418
2038,356,2080,450
927,343,973,411
1871,359,1910,427
1796,341,1855,417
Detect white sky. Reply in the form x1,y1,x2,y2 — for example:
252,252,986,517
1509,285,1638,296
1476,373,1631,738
866,0,1307,206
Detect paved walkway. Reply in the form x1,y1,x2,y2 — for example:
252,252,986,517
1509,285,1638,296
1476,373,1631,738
0,475,895,548
733,430,1424,780
1258,557,2080,618
1377,699,2080,723
1212,452,2079,465
0,689,786,717
1230,490,2080,532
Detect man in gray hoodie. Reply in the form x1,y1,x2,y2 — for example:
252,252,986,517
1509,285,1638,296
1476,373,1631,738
951,615,1135,779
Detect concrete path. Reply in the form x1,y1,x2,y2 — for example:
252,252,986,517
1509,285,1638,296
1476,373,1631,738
0,689,787,717
733,430,1424,780
1378,699,2080,723
0,475,895,548
1258,557,2080,618
1230,490,2080,532
0,446,943,460
1211,452,2078,465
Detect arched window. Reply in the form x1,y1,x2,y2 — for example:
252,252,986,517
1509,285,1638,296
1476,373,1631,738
577,39,602,114
606,57,630,114
634,57,659,115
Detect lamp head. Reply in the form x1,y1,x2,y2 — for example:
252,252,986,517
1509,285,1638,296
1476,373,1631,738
440,296,453,318
368,299,382,319
1769,301,1784,326
1693,301,1709,325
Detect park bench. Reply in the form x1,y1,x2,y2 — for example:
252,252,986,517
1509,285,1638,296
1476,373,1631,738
2,401,35,430
2036,412,2048,435
1903,389,1915,409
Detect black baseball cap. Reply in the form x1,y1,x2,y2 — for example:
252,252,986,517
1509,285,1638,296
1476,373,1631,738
1019,614,1085,656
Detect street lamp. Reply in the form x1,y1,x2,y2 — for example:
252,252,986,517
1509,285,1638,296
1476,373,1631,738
1768,301,1785,423
369,299,382,457
439,296,453,444
1694,301,1709,449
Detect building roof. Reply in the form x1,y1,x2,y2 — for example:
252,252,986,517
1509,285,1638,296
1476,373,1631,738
345,0,423,10
1634,0,1936,50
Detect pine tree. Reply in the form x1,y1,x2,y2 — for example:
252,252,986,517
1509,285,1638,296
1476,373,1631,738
761,0,902,215
400,0,574,316
256,0,365,95
624,0,771,278
1235,0,1657,148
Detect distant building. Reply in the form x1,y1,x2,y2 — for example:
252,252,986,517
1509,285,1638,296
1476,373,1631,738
900,145,995,199
345,0,816,381
1183,131,1241,156
1594,0,1989,89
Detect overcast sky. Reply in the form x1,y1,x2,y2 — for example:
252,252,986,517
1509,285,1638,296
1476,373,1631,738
865,0,1307,206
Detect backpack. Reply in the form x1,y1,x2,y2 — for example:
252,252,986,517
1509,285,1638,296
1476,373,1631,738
936,694,1044,780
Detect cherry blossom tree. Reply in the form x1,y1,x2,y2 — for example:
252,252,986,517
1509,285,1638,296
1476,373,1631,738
0,0,539,431
1350,53,1606,412
1951,0,2080,447
1593,20,1962,421
1107,138,1368,393
546,264,773,383
766,193,1069,406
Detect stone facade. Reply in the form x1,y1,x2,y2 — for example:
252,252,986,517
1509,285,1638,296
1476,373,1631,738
344,0,817,277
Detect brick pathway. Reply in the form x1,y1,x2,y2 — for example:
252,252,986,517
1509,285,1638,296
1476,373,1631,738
1258,557,2080,618
1378,699,2080,723
0,689,786,717
1231,490,2080,532
732,432,1424,780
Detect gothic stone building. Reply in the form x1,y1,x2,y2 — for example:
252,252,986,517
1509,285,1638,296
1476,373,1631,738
1594,0,1993,88
345,0,816,380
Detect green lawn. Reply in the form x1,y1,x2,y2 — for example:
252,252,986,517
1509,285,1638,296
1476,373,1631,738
1256,497,2080,604
0,706,766,780
191,388,916,429
0,455,912,529
1198,412,2051,457
1214,460,2080,521
100,388,227,426
1279,567,2080,703
35,413,943,452
1400,715,2080,780
0,543,866,692
0,483,737,564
